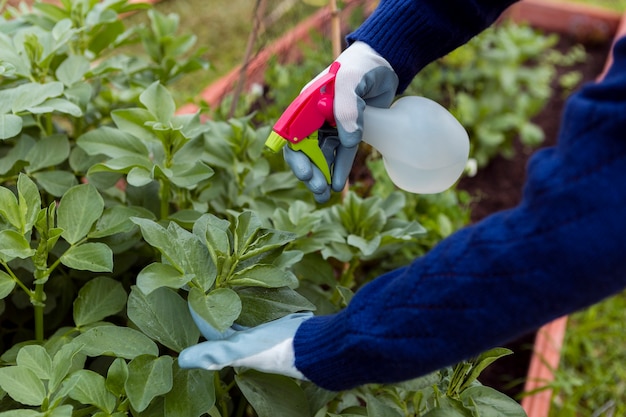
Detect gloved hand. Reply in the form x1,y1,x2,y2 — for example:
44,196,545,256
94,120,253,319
178,307,313,379
284,41,399,203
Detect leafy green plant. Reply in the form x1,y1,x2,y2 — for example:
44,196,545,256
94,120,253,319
0,1,527,416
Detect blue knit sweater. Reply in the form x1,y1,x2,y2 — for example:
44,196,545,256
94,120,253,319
294,0,626,391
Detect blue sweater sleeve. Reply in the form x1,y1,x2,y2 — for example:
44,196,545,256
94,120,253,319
294,37,626,391
347,0,518,91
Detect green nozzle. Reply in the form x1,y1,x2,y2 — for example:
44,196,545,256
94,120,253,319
265,131,287,153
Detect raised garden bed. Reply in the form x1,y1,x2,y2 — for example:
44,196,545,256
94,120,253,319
184,1,623,416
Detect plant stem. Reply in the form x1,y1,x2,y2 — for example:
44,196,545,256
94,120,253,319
34,283,45,341
228,0,266,119
160,179,170,219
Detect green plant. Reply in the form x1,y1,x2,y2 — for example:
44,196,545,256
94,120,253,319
547,290,626,417
0,1,526,416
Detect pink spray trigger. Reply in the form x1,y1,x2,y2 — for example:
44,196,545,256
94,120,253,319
270,61,340,145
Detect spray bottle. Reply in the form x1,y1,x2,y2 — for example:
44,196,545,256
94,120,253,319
265,62,469,194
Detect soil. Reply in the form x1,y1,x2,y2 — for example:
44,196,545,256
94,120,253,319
456,35,612,399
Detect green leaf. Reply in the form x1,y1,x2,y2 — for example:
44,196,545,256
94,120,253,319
16,345,51,380
0,270,16,299
56,55,90,86
0,114,22,140
0,410,44,416
132,218,216,291
64,370,116,413
17,174,40,233
73,276,127,327
164,365,215,417
60,242,113,272
458,347,513,392
169,161,214,188
234,211,262,255
125,355,173,412
26,98,82,117
365,394,403,417
32,170,78,197
127,286,199,353
228,264,297,289
74,325,159,359
111,108,159,143
90,205,154,239
0,366,46,406
0,186,20,229
0,230,36,261
193,213,230,266
12,82,64,113
127,166,153,187
49,343,84,394
460,386,527,417
136,262,194,295
237,287,315,327
235,370,310,417
188,287,241,333
57,184,104,244
78,126,150,158
140,82,175,124
106,358,128,398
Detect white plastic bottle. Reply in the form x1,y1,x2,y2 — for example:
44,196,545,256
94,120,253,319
362,96,469,194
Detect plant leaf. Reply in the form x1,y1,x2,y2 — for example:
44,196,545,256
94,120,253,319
56,54,90,86
188,287,241,333
78,126,150,158
236,287,315,327
0,114,22,140
136,262,194,295
73,276,127,327
0,366,46,406
164,364,215,417
57,184,104,244
16,345,51,380
228,264,297,289
17,174,40,233
140,82,175,124
0,186,20,229
460,386,527,417
63,370,116,413
74,325,159,359
32,170,79,197
127,286,199,353
0,270,16,299
125,355,173,412
235,370,310,417
0,230,36,261
106,358,128,398
60,242,113,272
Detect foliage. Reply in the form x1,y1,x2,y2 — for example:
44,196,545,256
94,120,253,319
547,289,626,417
405,21,586,167
0,1,526,416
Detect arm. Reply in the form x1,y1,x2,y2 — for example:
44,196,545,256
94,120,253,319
293,36,626,390
348,0,519,91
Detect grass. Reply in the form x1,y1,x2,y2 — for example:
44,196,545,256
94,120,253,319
122,0,319,104
568,0,626,11
548,290,626,417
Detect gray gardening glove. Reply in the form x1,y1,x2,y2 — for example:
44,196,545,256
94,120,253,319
284,41,399,203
